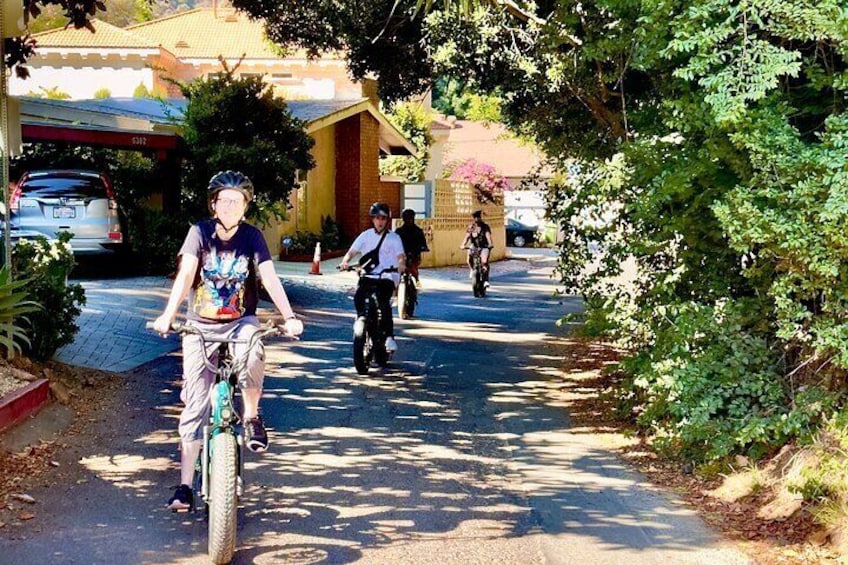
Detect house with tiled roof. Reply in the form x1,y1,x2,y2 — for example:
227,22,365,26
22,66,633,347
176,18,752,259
15,93,417,247
427,118,552,189
9,8,363,101
8,18,169,98
426,117,553,227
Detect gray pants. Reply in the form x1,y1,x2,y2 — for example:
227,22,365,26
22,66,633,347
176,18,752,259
179,316,265,442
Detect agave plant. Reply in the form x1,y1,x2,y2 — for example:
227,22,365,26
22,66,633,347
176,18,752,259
0,265,41,357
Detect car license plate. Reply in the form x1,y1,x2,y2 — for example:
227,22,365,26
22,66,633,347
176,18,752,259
53,206,76,219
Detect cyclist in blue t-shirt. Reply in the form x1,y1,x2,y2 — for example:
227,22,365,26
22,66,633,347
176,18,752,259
153,170,303,511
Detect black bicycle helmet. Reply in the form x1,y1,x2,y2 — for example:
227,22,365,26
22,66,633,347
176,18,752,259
208,170,254,203
401,208,415,220
369,202,390,217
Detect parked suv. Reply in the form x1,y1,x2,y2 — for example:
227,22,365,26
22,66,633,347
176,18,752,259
8,170,125,255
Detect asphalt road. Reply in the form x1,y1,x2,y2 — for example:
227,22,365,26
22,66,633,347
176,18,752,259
0,261,751,564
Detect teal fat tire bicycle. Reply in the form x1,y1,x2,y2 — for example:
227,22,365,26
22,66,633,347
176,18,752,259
149,320,290,565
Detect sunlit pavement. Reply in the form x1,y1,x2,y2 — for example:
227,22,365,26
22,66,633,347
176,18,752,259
1,248,751,564
54,249,556,372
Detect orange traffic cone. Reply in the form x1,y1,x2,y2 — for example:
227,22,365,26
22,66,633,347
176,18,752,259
309,242,322,275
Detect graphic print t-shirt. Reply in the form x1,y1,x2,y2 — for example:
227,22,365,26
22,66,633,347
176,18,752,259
179,220,272,322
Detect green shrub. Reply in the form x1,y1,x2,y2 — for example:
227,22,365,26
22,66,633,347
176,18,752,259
123,207,188,275
0,266,40,356
93,88,111,99
625,299,837,462
319,215,343,250
283,231,320,255
133,83,151,98
282,216,345,255
12,234,85,360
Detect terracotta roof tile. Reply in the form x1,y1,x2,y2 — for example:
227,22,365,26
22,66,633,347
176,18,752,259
127,8,329,60
31,19,158,49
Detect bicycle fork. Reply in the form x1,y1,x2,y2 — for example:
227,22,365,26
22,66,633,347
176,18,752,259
200,381,243,504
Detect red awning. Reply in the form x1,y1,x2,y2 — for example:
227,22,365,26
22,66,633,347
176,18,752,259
22,123,180,151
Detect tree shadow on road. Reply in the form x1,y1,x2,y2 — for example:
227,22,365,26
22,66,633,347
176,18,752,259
0,267,740,564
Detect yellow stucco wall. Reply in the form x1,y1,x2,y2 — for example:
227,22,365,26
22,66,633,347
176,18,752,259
259,124,337,256
393,179,505,268
303,125,336,233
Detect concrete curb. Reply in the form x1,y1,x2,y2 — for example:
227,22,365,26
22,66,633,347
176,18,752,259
0,379,50,434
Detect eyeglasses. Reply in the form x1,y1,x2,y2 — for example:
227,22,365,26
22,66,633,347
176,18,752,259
216,198,245,207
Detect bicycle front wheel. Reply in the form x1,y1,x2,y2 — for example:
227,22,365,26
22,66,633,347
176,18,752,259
353,331,371,375
208,432,238,565
398,278,413,319
474,266,486,297
405,281,417,318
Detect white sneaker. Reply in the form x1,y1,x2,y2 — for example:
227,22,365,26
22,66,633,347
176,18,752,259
385,337,398,353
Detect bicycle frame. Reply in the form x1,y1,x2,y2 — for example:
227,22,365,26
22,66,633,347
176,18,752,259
149,319,289,564
340,265,397,374
354,271,389,341
398,270,417,319
466,247,487,297
180,323,280,503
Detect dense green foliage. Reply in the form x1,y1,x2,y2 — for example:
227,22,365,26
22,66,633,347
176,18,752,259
248,0,848,463
0,266,40,356
12,234,85,360
282,216,346,255
379,102,434,182
524,1,847,462
177,66,315,221
432,77,503,122
233,0,431,102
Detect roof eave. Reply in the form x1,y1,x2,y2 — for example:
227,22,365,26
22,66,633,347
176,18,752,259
303,99,418,157
31,47,159,56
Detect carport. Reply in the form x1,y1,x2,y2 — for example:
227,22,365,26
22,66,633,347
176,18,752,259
18,97,183,212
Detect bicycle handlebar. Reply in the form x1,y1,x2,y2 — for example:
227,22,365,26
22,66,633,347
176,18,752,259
337,265,399,276
145,320,297,342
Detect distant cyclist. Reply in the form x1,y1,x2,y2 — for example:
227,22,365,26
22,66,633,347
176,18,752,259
461,210,494,285
339,202,406,353
394,208,429,288
152,170,303,511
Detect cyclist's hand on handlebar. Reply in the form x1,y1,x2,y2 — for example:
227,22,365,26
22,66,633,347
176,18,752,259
281,317,304,337
151,314,173,336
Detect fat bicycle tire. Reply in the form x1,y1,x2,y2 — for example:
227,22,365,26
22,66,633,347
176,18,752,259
405,280,417,318
398,280,408,319
208,432,238,565
374,338,389,367
473,268,486,298
353,332,371,375
398,278,417,319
